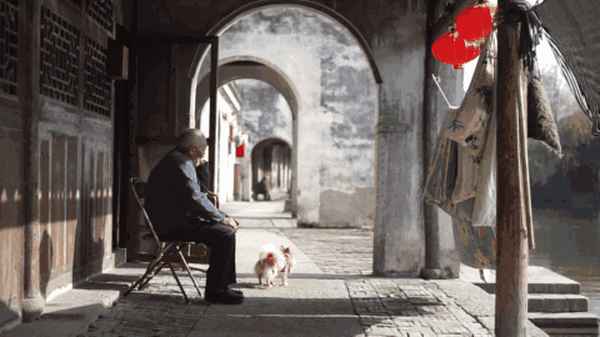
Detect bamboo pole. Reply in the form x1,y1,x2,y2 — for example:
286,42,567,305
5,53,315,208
495,1,529,336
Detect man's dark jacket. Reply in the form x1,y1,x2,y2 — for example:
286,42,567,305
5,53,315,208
145,149,225,237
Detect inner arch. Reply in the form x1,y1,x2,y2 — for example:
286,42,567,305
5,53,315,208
194,58,299,123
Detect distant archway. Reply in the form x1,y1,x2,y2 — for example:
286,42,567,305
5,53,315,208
251,137,292,201
195,64,299,210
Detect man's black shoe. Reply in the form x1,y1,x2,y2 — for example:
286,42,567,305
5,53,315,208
205,289,244,305
228,287,243,295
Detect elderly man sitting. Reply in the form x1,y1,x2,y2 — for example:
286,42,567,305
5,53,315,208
145,129,243,304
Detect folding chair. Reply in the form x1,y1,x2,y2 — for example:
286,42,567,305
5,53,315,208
124,177,205,303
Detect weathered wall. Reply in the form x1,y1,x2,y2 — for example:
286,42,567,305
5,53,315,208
234,79,293,149
199,7,379,227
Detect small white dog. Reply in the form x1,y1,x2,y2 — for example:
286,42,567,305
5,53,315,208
279,246,295,286
254,244,295,287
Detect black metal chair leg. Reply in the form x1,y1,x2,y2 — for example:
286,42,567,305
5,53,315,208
139,261,167,290
167,262,190,304
134,244,173,289
125,255,165,296
176,248,203,298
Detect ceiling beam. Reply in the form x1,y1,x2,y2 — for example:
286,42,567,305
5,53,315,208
430,0,478,41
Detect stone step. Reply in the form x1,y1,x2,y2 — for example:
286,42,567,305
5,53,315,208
529,312,600,337
489,293,589,313
528,294,589,313
461,265,581,294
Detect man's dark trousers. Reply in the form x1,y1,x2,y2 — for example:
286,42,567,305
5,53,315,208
161,221,237,295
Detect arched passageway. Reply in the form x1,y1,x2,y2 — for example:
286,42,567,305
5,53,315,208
190,5,379,227
197,75,296,206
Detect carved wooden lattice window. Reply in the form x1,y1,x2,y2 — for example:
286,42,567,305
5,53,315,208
87,0,114,33
40,7,80,106
0,0,18,96
84,38,111,117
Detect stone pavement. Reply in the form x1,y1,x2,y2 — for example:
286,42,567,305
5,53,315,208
279,228,373,276
76,225,503,337
1,201,549,337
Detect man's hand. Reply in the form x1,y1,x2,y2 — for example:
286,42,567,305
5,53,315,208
223,217,240,231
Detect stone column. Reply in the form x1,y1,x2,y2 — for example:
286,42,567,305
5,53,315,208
373,8,428,276
421,0,463,279
21,0,44,321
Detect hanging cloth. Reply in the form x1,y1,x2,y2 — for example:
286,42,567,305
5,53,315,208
425,23,564,267
424,34,497,227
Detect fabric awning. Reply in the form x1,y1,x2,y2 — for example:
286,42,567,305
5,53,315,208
536,1,600,134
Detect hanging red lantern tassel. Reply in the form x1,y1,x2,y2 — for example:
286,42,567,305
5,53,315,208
432,32,480,69
455,4,494,42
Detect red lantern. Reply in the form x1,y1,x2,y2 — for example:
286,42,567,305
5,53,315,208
455,4,493,42
432,32,480,69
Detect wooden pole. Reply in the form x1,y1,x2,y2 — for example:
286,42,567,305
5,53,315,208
21,0,45,321
422,0,444,279
208,37,219,192
495,1,529,336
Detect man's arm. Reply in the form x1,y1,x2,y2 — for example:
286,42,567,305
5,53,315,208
178,160,226,223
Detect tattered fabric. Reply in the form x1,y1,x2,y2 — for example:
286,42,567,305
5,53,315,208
536,1,600,135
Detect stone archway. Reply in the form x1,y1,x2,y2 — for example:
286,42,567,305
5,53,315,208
191,1,382,87
194,60,300,213
251,137,292,202
189,5,380,228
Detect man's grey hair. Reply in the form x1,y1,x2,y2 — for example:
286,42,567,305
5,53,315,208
177,128,208,151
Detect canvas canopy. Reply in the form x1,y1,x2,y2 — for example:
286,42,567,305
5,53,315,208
536,0,600,134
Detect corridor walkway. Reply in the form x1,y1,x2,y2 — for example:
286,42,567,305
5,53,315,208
1,201,548,337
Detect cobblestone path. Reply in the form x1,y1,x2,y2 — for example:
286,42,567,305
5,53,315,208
278,228,373,275
77,226,505,337
282,228,492,336
347,279,492,337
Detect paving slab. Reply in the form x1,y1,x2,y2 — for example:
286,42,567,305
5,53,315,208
461,264,581,294
188,315,364,337
0,265,143,337
436,279,549,337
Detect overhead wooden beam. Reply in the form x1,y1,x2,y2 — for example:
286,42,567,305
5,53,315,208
495,0,530,336
430,0,477,41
